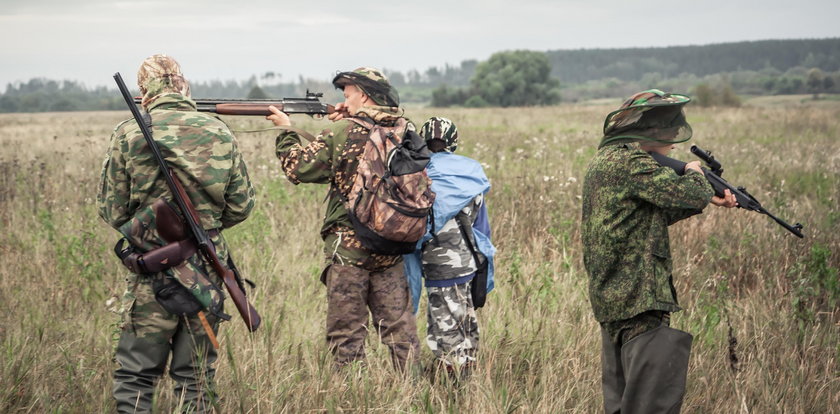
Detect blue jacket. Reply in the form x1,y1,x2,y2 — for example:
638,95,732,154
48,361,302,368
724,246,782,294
404,152,496,313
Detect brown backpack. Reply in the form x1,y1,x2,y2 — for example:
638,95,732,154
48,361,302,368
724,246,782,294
341,117,435,255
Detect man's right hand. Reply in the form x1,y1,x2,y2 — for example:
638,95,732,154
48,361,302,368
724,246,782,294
711,189,738,208
684,161,703,175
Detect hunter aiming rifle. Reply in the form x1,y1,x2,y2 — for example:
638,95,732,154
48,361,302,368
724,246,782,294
133,90,336,116
114,72,262,333
650,145,805,238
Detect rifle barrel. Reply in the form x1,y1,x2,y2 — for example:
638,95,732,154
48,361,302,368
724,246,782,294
132,97,334,116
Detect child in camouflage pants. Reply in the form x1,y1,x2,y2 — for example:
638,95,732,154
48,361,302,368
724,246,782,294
404,117,495,376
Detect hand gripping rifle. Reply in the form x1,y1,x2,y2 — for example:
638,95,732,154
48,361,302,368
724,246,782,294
114,73,262,332
133,91,336,116
649,145,804,238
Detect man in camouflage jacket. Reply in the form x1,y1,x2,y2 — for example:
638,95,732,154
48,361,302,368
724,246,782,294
98,54,255,413
581,90,735,413
266,67,419,371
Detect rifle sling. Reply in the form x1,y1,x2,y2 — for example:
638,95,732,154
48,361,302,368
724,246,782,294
454,213,485,272
275,125,319,143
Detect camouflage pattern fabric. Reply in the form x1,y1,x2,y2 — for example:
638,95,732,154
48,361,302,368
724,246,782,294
421,196,482,281
324,226,403,271
343,116,434,248
420,116,459,153
324,263,420,371
601,310,670,346
426,282,479,367
581,142,713,323
275,105,409,271
600,89,693,148
136,54,191,109
332,67,400,107
99,95,254,232
100,92,254,314
99,67,254,412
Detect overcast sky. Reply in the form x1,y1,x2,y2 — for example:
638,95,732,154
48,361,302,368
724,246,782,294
1,0,838,88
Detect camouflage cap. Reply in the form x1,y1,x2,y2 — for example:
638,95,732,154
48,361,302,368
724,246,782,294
600,89,692,148
332,67,400,107
137,54,191,108
420,117,459,153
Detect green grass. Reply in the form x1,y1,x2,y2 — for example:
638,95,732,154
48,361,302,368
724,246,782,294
0,103,837,412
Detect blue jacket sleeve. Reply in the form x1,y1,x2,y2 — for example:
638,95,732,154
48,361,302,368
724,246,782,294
403,249,424,314
473,202,495,293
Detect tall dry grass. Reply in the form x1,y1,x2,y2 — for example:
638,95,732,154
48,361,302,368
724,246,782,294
0,100,837,413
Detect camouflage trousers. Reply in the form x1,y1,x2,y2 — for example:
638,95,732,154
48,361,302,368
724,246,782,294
599,311,692,414
324,263,420,371
113,273,220,414
426,282,479,367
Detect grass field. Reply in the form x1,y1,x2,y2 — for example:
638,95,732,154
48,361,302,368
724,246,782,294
0,99,838,413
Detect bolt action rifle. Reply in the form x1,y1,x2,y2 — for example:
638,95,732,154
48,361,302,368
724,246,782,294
649,145,804,238
133,90,335,116
115,72,262,333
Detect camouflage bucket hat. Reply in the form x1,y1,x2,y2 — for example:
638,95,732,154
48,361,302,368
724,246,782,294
332,67,400,107
420,117,459,153
137,54,191,108
600,89,692,148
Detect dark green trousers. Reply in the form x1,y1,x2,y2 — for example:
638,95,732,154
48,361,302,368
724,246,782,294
113,278,219,413
600,312,692,414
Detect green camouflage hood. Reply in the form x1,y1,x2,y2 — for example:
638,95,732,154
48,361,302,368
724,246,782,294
353,105,405,124
420,117,459,153
600,89,692,148
332,67,400,107
137,54,191,109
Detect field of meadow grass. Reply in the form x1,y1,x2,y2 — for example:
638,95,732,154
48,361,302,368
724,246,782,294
0,98,837,412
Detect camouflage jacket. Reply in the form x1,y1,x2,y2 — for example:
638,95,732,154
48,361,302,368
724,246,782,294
275,106,410,271
581,143,713,323
421,195,482,282
98,93,255,308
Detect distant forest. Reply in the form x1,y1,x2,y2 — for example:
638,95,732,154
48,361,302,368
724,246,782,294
1,38,839,112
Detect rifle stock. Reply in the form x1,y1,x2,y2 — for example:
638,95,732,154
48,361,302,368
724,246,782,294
648,149,804,238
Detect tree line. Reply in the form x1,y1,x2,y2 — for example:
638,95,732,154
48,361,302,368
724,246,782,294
1,38,838,112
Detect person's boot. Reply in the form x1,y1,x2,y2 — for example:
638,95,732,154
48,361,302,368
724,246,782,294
620,326,693,414
600,327,625,414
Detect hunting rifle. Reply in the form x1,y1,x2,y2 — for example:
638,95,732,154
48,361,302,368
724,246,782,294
133,90,335,116
115,72,262,332
650,145,804,238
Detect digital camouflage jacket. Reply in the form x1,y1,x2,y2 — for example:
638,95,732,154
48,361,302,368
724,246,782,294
98,93,255,310
275,106,410,271
581,143,713,323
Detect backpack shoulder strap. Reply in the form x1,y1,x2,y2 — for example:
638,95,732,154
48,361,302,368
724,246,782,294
348,117,375,130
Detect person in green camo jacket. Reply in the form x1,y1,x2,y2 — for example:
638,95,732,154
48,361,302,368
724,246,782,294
99,54,255,413
581,89,736,413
